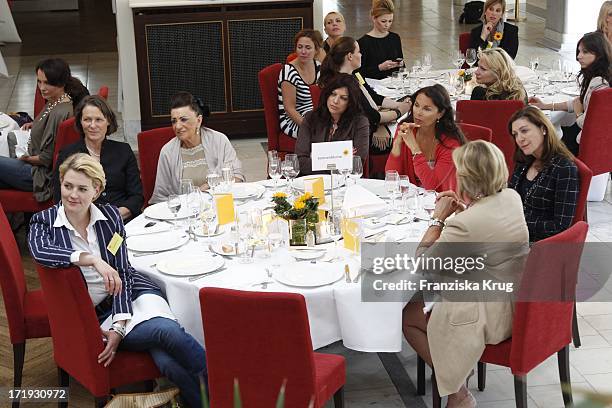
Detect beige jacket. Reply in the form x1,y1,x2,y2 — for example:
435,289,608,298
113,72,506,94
423,188,529,396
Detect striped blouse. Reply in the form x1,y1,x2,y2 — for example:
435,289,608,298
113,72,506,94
277,61,320,139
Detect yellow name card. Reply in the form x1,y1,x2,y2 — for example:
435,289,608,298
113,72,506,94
342,218,360,252
214,194,235,225
107,233,124,256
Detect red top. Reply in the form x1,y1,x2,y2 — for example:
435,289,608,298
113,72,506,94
385,128,461,192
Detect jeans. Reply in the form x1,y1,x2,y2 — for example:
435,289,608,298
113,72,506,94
120,317,207,408
0,156,33,191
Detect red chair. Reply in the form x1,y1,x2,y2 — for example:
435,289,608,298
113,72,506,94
459,123,492,142
36,265,160,407
97,86,109,100
456,99,524,175
286,52,298,63
310,84,321,108
578,88,612,178
459,33,471,55
0,204,50,407
53,117,81,164
137,126,175,206
200,288,345,408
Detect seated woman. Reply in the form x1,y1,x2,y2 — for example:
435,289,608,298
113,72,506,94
278,29,322,139
150,92,244,204
322,11,346,53
28,153,207,407
469,0,519,59
597,1,612,44
471,48,528,103
386,85,466,192
358,0,403,80
403,140,529,408
295,73,369,175
319,36,412,154
0,58,88,202
53,96,143,222
508,106,578,242
530,31,611,155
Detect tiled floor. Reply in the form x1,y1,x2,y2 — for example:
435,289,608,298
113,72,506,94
2,1,612,407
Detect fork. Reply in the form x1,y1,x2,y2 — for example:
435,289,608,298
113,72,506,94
188,267,227,282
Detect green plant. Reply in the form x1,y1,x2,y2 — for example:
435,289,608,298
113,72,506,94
271,192,319,221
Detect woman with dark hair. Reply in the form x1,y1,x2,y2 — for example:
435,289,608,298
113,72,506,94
508,106,578,242
386,85,466,192
53,95,144,222
295,73,369,175
150,92,243,204
468,0,519,59
530,32,611,154
0,58,89,202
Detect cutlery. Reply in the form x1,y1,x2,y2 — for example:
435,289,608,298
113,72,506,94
353,270,363,283
132,248,180,257
188,266,227,282
344,264,351,283
251,280,274,289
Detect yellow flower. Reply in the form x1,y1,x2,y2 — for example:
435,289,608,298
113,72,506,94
493,31,503,41
300,192,313,201
273,192,287,199
458,69,465,76
343,149,349,156
294,201,305,210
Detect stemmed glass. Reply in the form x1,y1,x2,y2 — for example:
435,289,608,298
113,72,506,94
200,199,216,239
167,194,181,220
268,157,282,188
562,60,573,82
221,165,234,193
282,154,299,194
347,156,363,186
237,211,254,264
399,175,411,214
251,209,269,258
465,48,477,72
422,54,432,74
207,172,221,194
452,51,465,70
529,56,539,72
385,170,400,210
454,76,465,96
411,59,421,76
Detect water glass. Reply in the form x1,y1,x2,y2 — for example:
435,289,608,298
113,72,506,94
385,170,400,210
267,150,278,162
454,76,465,96
399,175,411,214
268,157,282,188
200,199,216,238
465,48,477,70
411,60,421,75
237,211,254,264
348,156,363,185
207,172,221,193
422,53,432,73
167,194,181,219
452,51,465,69
221,165,235,192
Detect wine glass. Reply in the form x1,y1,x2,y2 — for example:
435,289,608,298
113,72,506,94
221,165,234,193
348,156,363,185
200,199,216,239
465,48,477,72
529,56,539,72
452,50,465,69
422,53,432,74
268,157,282,188
385,170,400,210
562,60,573,82
454,76,465,96
411,59,421,76
267,150,278,162
237,211,254,264
283,154,300,193
399,175,411,214
167,194,181,219
250,209,269,258
207,172,221,194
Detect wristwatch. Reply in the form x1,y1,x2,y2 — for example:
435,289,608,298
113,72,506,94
428,218,445,229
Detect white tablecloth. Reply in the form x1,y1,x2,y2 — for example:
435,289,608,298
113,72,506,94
0,113,20,157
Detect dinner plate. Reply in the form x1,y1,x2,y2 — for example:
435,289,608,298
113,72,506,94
560,86,580,96
543,73,573,83
156,253,225,277
289,248,327,260
274,263,344,287
211,241,238,256
143,201,192,220
126,230,189,252
231,183,265,199
293,175,345,191
260,178,287,188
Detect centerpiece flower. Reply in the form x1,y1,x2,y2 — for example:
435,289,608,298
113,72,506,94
458,69,473,82
272,192,320,245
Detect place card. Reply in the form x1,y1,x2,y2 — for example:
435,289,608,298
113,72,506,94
342,217,361,253
311,140,353,171
214,193,235,225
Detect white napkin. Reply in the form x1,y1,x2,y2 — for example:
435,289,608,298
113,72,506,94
125,222,172,237
9,129,30,158
342,184,387,217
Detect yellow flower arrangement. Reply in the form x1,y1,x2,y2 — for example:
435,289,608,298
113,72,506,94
300,192,313,201
272,192,287,199
493,31,503,41
458,69,466,77
294,200,305,210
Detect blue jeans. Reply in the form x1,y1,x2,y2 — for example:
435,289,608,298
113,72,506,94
0,156,33,191
120,317,207,408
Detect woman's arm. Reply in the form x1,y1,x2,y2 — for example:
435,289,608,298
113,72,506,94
149,145,177,204
281,81,304,127
28,210,75,268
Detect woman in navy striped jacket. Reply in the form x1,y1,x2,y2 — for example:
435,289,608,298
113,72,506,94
28,153,206,407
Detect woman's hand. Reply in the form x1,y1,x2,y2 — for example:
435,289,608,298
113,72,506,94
118,207,132,221
378,60,400,72
21,122,33,131
397,100,412,115
528,96,545,110
398,122,421,153
98,329,122,367
481,22,494,40
18,154,30,162
573,98,584,116
93,258,122,296
432,195,459,221
436,190,466,214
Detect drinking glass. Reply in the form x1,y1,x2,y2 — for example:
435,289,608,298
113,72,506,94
399,175,411,214
221,165,234,193
348,156,363,185
237,211,254,264
562,60,573,82
250,209,269,258
284,154,300,192
207,172,221,194
422,53,432,73
267,150,278,162
268,157,282,188
422,190,437,217
411,60,421,76
267,220,286,272
342,211,363,255
385,170,400,210
465,48,477,71
454,76,465,96
167,194,181,219
391,71,401,88
452,51,465,69
529,56,539,72
200,199,216,239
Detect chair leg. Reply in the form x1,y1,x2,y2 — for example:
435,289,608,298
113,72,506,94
417,355,426,395
557,345,573,407
513,375,527,408
58,368,69,408
333,386,344,408
431,368,442,408
478,361,486,391
572,303,581,348
12,343,25,408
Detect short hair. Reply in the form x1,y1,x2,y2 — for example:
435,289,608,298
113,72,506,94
59,153,106,193
74,95,118,138
170,91,210,118
293,29,323,51
597,1,612,34
453,140,508,200
478,48,526,101
371,0,394,18
481,0,506,22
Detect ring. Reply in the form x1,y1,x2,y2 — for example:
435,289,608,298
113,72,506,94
111,351,116,354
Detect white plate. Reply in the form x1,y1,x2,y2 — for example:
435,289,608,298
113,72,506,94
289,248,327,260
560,86,580,96
126,230,189,252
211,241,238,256
231,183,265,199
260,178,287,188
543,73,573,83
0,116,12,129
293,175,345,191
143,201,192,220
156,253,225,277
274,263,344,287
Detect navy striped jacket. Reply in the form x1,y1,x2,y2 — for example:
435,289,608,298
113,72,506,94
28,203,159,318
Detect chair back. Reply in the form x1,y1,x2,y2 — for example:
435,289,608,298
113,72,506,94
310,84,321,108
456,99,524,175
459,123,492,142
572,158,592,225
137,127,176,206
34,86,45,119
258,63,284,152
578,88,612,176
459,32,471,55
200,288,317,408
53,117,81,164
511,222,588,374
97,86,109,100
286,52,298,63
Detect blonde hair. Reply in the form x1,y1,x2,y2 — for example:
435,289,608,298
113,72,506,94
59,153,106,193
481,0,506,23
453,140,508,199
478,48,526,101
371,0,394,18
598,1,612,35
324,11,345,24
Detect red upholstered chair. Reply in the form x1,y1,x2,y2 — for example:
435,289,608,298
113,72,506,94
0,204,50,406
459,123,492,142
286,52,298,63
310,84,321,108
459,33,471,55
34,86,45,119
53,117,81,164
578,88,612,177
200,288,346,408
97,86,109,100
137,126,175,206
456,100,524,175
36,265,160,407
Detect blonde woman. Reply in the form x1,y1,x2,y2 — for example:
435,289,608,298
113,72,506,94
597,1,612,44
323,12,346,53
469,0,519,59
358,0,403,79
471,48,528,103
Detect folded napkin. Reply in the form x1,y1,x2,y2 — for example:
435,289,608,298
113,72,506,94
343,185,387,217
125,222,172,237
7,129,30,158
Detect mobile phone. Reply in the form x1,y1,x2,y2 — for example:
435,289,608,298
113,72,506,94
395,58,403,62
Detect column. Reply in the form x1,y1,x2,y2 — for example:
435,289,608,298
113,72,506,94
540,0,602,52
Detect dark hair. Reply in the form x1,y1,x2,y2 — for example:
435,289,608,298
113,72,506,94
312,73,362,132
408,85,466,145
576,32,612,104
294,29,323,51
35,58,89,107
508,106,574,166
319,36,358,87
74,95,118,138
170,91,210,118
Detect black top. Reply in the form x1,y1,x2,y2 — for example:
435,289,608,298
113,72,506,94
469,22,519,59
470,85,529,104
357,32,403,79
53,139,144,220
323,40,331,53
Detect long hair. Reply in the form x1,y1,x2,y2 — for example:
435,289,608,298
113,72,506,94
312,73,362,132
597,1,612,35
35,58,89,107
371,0,394,18
481,0,506,23
74,95,118,138
478,48,526,101
508,106,574,166
576,31,612,104
319,36,357,88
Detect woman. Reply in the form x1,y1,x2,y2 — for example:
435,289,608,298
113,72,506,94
150,92,244,204
386,85,466,192
358,0,403,80
295,73,369,175
469,0,519,59
597,1,612,44
530,32,611,155
0,58,88,201
278,29,322,139
471,48,528,103
323,12,346,53
28,153,207,407
53,96,143,222
508,106,578,242
402,140,529,407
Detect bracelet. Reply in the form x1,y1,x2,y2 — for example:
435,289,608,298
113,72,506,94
110,322,126,339
552,102,555,111
391,108,402,120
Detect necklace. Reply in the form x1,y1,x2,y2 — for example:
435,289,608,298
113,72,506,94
85,143,101,160
38,93,71,122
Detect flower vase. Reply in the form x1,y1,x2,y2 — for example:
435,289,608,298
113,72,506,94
289,219,307,246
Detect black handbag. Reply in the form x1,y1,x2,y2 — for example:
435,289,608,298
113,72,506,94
459,1,485,24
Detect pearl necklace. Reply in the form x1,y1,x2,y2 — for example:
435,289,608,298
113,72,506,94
86,144,101,160
38,93,71,122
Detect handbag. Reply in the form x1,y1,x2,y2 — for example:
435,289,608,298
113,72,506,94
104,387,180,408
